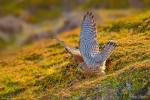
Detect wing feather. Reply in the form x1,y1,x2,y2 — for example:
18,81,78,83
52,38,84,62
97,40,117,63
79,12,99,66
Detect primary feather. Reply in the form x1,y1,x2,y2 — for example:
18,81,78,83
79,12,100,67
52,38,84,63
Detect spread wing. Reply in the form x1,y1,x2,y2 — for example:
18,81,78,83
98,40,117,63
52,38,84,62
52,38,79,55
79,12,100,66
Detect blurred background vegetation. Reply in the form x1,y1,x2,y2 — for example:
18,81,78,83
0,0,150,23
0,0,149,51
0,1,150,99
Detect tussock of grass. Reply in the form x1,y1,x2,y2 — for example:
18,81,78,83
0,11,150,99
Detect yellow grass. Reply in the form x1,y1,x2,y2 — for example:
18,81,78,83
0,11,150,99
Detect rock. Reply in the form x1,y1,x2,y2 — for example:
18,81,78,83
0,15,25,34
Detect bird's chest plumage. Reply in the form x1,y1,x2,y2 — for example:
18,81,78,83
83,62,106,76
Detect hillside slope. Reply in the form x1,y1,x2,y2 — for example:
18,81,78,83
0,11,150,100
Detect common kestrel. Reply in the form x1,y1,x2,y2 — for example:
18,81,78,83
52,12,117,76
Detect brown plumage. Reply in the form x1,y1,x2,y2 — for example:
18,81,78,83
53,38,84,63
52,12,117,76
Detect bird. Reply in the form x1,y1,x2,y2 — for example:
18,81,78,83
52,12,117,76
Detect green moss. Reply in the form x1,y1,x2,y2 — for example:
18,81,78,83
24,53,44,61
0,11,150,99
138,17,150,32
64,60,150,100
0,87,25,99
100,11,150,33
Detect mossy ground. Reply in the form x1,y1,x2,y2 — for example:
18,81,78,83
0,11,150,100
